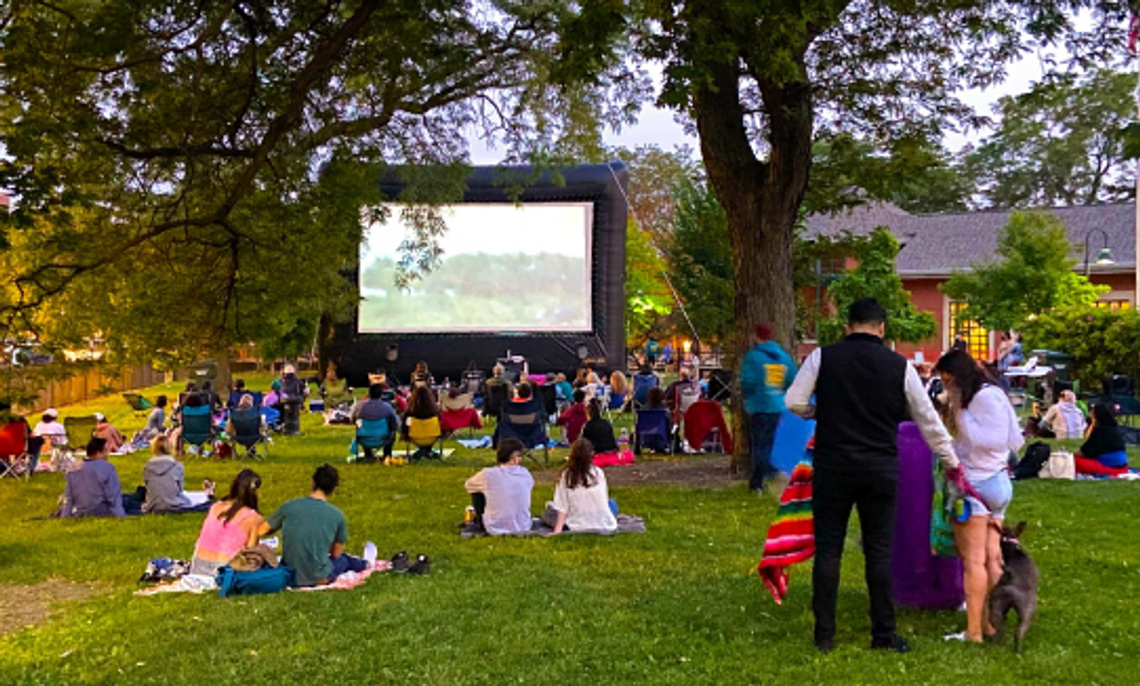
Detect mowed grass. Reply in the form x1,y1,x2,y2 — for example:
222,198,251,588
2,378,1140,685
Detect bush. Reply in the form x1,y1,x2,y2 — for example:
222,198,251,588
1021,305,1140,390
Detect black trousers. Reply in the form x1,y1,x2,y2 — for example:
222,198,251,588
812,469,898,644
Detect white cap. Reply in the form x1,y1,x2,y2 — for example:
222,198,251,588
43,408,58,419
94,412,106,422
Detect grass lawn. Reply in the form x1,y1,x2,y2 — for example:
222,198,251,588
2,376,1140,685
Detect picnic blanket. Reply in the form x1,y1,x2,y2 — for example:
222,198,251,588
593,450,635,467
460,513,646,539
289,561,391,591
136,560,391,595
756,461,814,604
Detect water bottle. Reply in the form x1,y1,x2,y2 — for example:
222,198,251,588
619,428,629,445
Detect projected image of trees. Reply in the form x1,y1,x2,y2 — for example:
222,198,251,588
359,252,589,331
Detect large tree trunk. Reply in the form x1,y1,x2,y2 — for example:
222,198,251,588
694,58,813,476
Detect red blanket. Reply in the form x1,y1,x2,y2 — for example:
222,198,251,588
682,400,734,454
756,462,814,604
440,408,482,433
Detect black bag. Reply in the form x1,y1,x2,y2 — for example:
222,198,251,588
1013,441,1050,480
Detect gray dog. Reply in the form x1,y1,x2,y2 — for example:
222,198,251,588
987,521,1039,652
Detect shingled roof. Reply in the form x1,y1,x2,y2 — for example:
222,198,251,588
804,201,1136,277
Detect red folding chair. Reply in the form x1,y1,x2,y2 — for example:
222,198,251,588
0,421,34,480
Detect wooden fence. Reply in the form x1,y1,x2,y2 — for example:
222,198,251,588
21,365,167,413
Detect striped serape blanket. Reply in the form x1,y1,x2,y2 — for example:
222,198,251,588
756,461,814,604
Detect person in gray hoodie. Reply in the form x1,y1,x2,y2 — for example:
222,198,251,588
142,435,213,514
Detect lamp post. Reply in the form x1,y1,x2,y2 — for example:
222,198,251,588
1083,227,1114,278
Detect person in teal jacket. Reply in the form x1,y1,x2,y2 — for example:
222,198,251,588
739,324,797,492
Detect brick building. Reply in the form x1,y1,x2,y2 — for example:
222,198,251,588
803,201,1136,363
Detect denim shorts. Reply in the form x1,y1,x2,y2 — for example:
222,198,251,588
965,470,1012,520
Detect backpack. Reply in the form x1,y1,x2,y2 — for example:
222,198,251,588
1013,441,1050,480
216,564,294,598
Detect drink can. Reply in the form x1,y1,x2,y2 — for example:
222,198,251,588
464,506,476,524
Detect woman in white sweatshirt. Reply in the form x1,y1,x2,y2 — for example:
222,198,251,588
934,348,1024,643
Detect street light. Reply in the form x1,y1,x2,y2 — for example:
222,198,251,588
1083,227,1114,277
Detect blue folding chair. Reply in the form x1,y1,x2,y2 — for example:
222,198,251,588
229,407,268,461
632,373,660,409
351,418,392,463
633,408,672,455
180,404,216,457
260,405,282,431
496,398,549,467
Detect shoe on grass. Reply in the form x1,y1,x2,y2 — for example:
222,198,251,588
871,634,910,653
409,553,431,575
391,551,410,573
363,541,378,564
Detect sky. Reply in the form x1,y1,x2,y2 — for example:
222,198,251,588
468,56,1051,165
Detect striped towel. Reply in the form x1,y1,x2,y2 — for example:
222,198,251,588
756,461,814,604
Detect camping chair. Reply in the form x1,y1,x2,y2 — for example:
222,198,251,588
440,393,482,437
228,407,268,461
537,384,558,420
228,390,263,409
180,404,216,457
682,400,734,454
633,408,672,455
63,415,99,461
0,421,33,480
260,404,282,432
462,370,486,396
632,373,660,410
405,416,444,461
605,391,627,420
122,392,154,419
352,418,393,462
322,378,354,410
496,398,550,468
482,383,509,428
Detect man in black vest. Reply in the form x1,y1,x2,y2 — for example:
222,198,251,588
786,298,962,653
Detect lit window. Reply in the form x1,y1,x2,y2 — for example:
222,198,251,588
949,302,989,360
1092,300,1132,312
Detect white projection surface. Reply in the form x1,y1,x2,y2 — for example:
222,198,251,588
358,203,593,333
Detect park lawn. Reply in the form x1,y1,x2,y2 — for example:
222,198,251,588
1,381,1139,685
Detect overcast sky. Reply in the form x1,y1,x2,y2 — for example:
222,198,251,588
468,56,1052,165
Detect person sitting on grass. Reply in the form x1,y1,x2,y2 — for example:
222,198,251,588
557,388,589,443
553,372,574,405
260,464,372,587
1040,390,1086,439
543,438,617,535
59,437,125,518
33,407,67,450
1076,403,1130,476
141,435,215,514
581,398,619,454
144,395,168,437
94,412,126,453
464,438,534,535
190,468,265,577
350,384,398,461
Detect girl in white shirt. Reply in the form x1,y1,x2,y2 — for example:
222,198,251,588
546,438,617,535
935,349,1023,644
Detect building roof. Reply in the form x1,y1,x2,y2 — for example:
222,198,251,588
804,201,1136,277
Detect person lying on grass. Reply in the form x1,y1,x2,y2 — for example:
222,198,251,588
465,438,534,535
190,469,264,577
542,438,617,536
59,437,125,518
259,463,370,587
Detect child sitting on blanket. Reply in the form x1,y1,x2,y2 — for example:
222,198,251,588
465,438,534,535
543,438,617,535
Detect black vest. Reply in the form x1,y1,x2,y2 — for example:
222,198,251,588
814,333,909,477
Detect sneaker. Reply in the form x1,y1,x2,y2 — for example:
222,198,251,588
409,553,431,575
363,541,378,564
871,634,910,653
390,551,410,573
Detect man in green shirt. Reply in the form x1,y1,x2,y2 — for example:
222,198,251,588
262,464,369,586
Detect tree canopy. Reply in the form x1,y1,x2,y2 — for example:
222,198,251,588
940,210,1106,333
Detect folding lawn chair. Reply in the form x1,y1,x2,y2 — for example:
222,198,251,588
229,407,268,461
682,399,734,454
633,408,672,455
537,384,557,421
632,373,660,410
440,400,482,438
63,415,98,461
0,421,34,480
122,392,154,419
605,391,627,420
228,390,264,409
496,398,550,468
352,418,393,462
482,384,509,428
260,404,282,432
180,404,216,457
405,416,445,461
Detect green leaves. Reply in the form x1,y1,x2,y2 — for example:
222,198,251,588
1022,306,1140,388
940,210,1106,333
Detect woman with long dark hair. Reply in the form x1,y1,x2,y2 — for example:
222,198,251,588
580,398,619,454
1076,403,1129,476
406,385,440,420
934,348,1023,643
544,438,617,535
189,469,264,577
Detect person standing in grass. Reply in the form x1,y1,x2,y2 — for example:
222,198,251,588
260,463,370,586
59,437,125,518
934,348,1022,644
786,298,961,654
190,469,264,577
543,438,617,535
465,438,534,534
739,323,797,494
